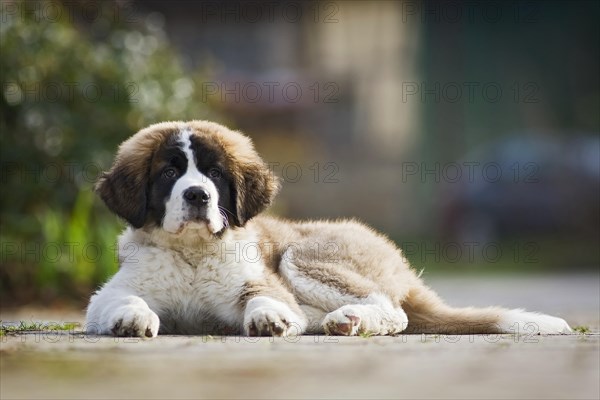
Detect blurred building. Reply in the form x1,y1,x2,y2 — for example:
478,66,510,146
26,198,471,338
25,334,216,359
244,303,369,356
141,1,421,155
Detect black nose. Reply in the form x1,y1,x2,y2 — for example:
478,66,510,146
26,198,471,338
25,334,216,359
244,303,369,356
183,186,210,205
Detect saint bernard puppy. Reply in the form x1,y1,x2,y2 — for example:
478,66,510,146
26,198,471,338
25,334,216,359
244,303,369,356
86,120,571,337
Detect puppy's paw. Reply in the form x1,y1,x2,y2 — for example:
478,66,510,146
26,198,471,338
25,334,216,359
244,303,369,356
323,307,362,336
245,308,291,337
323,304,408,336
109,305,160,338
244,296,305,337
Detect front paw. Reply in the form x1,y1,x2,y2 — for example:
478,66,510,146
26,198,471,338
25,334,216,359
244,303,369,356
243,296,305,337
245,308,290,336
109,305,160,338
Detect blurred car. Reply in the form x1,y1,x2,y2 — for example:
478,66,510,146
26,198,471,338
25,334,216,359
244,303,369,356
439,134,600,242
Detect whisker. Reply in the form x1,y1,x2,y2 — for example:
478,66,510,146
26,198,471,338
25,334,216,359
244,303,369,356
218,207,230,228
218,206,236,217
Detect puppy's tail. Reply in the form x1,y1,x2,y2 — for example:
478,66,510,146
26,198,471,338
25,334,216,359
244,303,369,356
402,284,571,334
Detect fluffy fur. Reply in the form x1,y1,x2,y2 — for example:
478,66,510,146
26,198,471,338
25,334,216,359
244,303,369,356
86,120,571,337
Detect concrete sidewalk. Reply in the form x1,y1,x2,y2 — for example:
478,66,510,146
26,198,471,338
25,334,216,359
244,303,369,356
1,274,599,400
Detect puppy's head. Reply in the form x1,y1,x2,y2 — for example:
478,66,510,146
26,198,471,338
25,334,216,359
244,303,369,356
96,121,279,238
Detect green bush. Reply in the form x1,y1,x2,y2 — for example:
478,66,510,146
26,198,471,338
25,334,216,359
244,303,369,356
0,1,220,305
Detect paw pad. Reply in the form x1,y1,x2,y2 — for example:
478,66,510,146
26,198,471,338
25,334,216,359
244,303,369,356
323,311,361,336
247,313,289,337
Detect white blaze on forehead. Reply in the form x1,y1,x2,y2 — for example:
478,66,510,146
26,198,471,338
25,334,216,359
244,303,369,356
162,129,224,235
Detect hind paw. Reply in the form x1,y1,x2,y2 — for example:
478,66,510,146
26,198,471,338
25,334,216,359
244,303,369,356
322,304,408,336
323,308,362,335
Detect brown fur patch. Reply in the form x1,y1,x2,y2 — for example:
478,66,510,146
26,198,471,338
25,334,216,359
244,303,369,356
95,124,178,228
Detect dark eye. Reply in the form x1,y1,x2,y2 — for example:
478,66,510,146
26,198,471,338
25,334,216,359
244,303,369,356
208,167,222,179
163,167,177,179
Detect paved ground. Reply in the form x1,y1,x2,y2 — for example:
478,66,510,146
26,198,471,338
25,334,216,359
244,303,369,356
1,274,599,400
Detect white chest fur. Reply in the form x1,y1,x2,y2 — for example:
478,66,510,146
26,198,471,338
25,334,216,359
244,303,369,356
114,228,265,333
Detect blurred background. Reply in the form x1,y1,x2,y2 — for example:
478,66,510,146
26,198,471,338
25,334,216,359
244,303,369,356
1,0,598,309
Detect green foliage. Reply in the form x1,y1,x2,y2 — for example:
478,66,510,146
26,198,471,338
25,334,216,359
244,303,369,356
572,326,591,334
0,320,81,336
0,1,220,305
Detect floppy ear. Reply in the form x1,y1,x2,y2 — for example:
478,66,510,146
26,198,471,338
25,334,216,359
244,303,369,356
95,156,149,229
233,162,280,227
